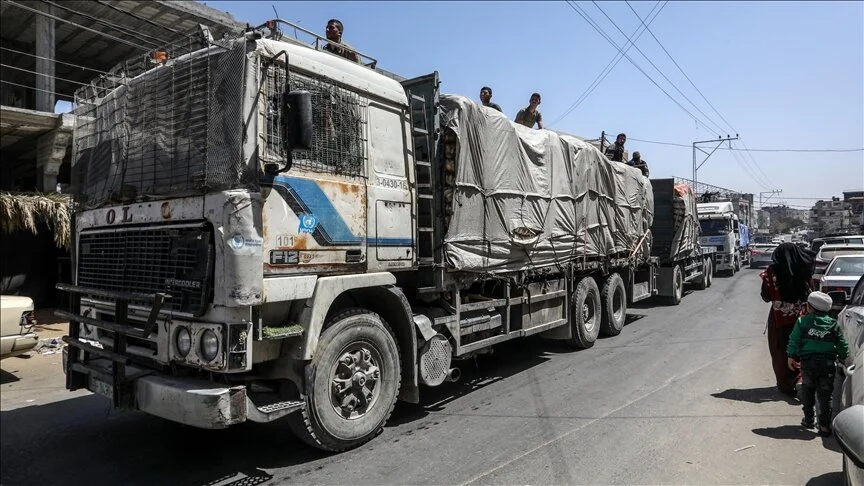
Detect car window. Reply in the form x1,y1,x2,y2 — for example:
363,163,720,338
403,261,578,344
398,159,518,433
847,238,864,245
819,248,864,260
826,256,864,276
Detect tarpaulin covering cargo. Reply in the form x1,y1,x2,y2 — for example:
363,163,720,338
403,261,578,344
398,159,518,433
439,95,654,273
649,179,700,262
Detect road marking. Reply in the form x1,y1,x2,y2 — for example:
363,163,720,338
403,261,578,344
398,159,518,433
460,342,753,485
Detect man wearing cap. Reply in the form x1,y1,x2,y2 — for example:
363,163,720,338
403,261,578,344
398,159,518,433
627,151,649,177
323,19,360,63
786,291,850,436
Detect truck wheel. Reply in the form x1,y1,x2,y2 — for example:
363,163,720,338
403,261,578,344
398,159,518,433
693,260,709,291
288,308,401,452
568,277,601,349
600,273,627,337
667,265,683,305
706,259,714,288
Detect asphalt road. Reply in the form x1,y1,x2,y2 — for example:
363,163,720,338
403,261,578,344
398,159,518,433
1,268,844,486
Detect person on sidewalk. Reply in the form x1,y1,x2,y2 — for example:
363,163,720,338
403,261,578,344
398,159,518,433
760,242,815,397
786,291,850,436
515,93,543,129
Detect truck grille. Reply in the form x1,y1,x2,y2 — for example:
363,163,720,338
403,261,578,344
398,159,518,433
77,224,214,316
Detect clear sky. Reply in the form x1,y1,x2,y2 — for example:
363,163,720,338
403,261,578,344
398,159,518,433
206,0,863,209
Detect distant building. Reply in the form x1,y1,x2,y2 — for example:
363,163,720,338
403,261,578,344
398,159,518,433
810,197,855,235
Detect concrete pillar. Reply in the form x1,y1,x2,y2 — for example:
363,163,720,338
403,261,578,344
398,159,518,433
35,3,56,113
37,114,74,192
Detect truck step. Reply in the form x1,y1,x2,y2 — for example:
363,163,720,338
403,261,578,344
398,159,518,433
260,325,303,340
246,397,305,423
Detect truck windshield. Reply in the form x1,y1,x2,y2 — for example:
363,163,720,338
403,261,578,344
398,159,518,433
699,219,729,236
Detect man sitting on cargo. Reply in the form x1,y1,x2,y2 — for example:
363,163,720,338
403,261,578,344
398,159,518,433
479,86,502,112
605,133,627,162
323,19,361,63
628,151,650,177
515,93,544,129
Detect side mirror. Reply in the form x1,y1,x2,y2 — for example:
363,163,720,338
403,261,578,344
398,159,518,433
284,91,313,151
833,404,864,469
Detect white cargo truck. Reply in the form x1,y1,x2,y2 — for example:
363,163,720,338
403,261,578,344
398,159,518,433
60,23,667,452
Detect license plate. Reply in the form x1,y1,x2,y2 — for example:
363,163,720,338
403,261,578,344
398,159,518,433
89,376,114,400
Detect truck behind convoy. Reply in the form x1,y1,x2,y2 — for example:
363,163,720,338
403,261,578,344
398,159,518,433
650,180,715,304
697,201,750,275
57,22,718,453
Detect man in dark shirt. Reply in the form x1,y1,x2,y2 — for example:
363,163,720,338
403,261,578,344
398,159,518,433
627,151,650,177
605,132,627,162
323,19,361,64
479,86,502,112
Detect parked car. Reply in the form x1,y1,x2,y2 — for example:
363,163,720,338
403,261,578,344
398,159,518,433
749,243,777,268
834,275,864,486
0,295,38,359
811,235,864,254
821,255,864,311
812,244,864,289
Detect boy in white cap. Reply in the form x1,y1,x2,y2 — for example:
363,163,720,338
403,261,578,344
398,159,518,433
786,291,849,436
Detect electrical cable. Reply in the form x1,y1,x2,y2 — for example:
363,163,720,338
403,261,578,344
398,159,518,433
628,137,863,152
42,0,165,49
0,47,110,75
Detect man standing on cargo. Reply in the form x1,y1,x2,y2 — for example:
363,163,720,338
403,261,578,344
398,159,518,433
323,19,360,63
515,93,544,129
479,87,502,112
605,133,627,162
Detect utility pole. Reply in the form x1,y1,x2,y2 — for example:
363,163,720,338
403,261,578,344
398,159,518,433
692,135,738,189
759,190,782,231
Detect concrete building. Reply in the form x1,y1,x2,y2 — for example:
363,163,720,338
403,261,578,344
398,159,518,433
0,0,245,194
810,197,854,235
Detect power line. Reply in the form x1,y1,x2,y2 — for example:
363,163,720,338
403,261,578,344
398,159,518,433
563,1,718,134
0,46,109,75
6,0,146,50
629,137,864,152
0,63,109,90
622,0,777,188
548,1,666,127
93,0,193,40
590,1,727,137
0,79,70,98
42,0,165,49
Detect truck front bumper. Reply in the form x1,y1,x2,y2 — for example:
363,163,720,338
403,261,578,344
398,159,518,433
714,253,735,271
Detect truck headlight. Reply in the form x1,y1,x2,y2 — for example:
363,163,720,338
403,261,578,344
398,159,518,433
200,329,219,361
176,327,192,357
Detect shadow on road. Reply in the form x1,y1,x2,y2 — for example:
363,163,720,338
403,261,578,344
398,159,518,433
0,337,555,486
751,424,817,441
711,386,798,405
0,368,20,385
805,471,843,486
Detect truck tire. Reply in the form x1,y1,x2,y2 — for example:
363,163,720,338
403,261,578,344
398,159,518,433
693,260,709,291
706,259,714,288
568,277,601,349
288,308,401,452
600,273,627,337
667,265,683,305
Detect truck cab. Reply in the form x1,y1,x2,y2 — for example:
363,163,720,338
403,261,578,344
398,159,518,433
697,201,744,274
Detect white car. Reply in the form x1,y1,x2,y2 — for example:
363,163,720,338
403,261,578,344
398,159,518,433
749,243,777,268
0,295,38,359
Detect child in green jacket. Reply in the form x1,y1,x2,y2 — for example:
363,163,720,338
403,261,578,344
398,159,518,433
786,291,850,436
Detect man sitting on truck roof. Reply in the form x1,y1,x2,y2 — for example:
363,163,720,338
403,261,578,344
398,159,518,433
323,19,361,64
479,86,503,112
605,133,627,162
628,151,650,177
515,93,544,129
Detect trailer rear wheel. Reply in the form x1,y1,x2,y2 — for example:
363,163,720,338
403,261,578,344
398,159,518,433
667,265,683,305
693,259,709,291
568,277,601,349
288,308,401,452
600,273,627,336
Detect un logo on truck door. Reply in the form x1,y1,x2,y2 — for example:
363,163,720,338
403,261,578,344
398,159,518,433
299,214,319,234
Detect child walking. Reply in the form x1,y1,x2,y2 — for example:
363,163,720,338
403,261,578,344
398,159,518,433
786,291,850,436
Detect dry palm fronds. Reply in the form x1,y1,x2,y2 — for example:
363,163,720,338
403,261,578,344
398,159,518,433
0,192,71,248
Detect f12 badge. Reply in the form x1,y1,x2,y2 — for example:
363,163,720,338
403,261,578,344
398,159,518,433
298,214,319,234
